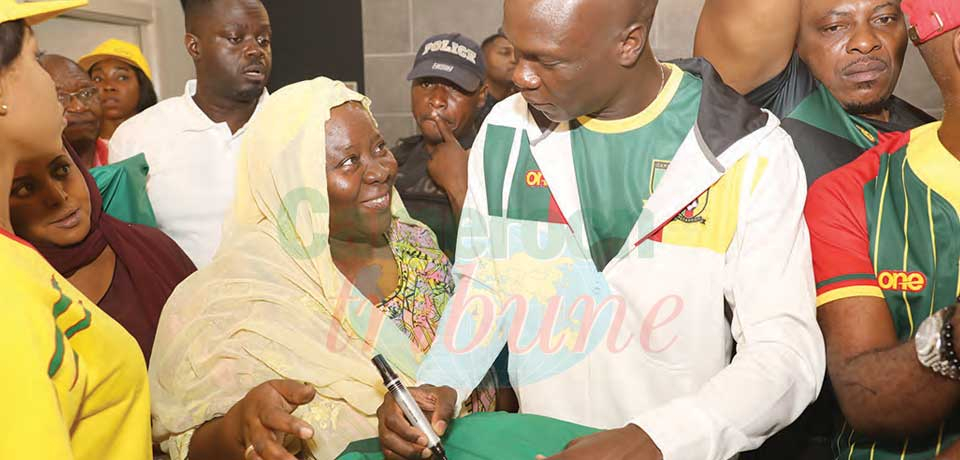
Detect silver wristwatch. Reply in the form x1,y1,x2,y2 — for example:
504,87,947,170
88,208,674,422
916,305,960,381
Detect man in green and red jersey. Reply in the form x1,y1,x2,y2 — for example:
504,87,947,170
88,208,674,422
806,2,960,458
696,0,936,186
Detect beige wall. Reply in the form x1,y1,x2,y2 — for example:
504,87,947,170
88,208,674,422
362,0,505,146
32,0,195,101
32,0,945,133
363,0,944,146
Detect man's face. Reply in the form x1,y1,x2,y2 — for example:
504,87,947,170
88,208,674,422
411,77,485,144
41,58,102,146
192,0,272,102
798,0,907,115
484,36,518,90
503,0,619,122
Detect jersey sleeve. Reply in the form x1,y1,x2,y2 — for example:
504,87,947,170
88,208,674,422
745,52,818,119
805,160,884,307
0,275,76,459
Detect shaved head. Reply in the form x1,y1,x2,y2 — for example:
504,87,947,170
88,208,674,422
182,0,216,33
503,0,663,122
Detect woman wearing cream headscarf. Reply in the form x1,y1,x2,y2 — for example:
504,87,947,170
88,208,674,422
149,77,494,460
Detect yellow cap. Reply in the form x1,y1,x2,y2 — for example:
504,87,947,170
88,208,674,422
78,38,153,82
0,0,87,26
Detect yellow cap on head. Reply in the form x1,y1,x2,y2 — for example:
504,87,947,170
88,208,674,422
78,38,152,81
0,0,88,26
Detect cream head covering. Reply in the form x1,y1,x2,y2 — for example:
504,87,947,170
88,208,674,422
150,77,430,459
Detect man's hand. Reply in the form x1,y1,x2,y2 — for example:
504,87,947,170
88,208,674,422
228,380,316,460
377,384,458,460
537,425,663,460
425,117,469,216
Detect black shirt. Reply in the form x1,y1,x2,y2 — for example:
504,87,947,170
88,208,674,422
746,52,935,186
393,132,476,260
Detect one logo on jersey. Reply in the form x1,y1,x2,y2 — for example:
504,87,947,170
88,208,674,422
525,170,548,188
856,125,877,144
674,191,709,224
649,160,671,195
877,270,927,292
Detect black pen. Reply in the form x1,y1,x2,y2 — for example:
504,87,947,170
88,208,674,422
373,355,449,460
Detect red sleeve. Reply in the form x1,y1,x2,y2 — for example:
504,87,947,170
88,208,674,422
804,148,885,307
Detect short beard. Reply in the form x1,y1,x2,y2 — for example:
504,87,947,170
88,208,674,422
842,96,891,117
233,85,265,103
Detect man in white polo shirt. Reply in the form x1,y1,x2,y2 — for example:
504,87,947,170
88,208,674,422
109,0,271,267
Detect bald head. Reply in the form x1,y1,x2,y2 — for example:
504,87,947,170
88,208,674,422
511,0,657,39
503,0,662,122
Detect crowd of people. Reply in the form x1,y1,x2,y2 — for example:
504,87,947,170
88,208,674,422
3,0,960,459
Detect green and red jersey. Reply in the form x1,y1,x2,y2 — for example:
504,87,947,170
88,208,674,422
806,122,960,459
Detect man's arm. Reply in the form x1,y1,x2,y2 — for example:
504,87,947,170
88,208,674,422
819,297,960,437
630,130,825,460
694,0,801,94
804,150,960,438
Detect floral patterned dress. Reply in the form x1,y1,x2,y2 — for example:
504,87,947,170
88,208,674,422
375,221,498,413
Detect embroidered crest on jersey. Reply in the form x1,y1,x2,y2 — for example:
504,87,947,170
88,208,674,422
674,191,709,224
649,160,670,195
856,124,877,144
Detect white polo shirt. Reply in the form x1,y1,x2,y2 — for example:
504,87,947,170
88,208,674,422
109,80,268,268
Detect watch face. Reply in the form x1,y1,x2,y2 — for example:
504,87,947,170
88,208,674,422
917,314,944,364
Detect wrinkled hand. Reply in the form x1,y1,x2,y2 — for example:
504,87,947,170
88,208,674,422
425,116,469,201
376,384,458,460
537,425,663,460
227,380,316,460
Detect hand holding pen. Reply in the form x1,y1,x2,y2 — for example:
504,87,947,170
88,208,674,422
374,356,457,460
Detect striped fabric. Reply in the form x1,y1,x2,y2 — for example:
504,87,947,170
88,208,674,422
807,122,960,459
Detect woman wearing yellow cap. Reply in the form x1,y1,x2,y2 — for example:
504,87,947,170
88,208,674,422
0,1,152,459
79,39,157,140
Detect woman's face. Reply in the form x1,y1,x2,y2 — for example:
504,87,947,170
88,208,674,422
325,102,397,244
90,59,141,121
0,30,66,160
10,150,92,247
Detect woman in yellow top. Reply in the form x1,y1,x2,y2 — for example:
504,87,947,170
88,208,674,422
149,78,496,460
79,38,157,140
0,1,151,459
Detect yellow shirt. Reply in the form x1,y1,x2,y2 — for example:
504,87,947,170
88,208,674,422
0,229,151,459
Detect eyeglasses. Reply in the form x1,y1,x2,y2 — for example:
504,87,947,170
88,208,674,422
57,87,99,107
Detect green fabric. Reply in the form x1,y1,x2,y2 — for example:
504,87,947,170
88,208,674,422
506,132,559,223
336,412,599,459
864,147,960,341
838,143,960,459
787,84,880,151
482,125,517,218
89,153,157,227
570,72,701,270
